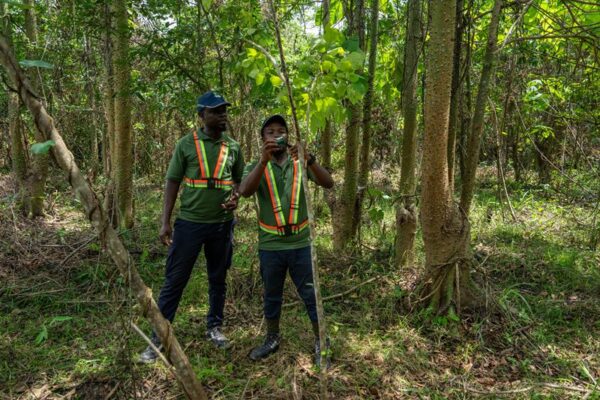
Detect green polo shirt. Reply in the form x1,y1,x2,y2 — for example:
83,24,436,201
166,130,244,223
242,156,315,251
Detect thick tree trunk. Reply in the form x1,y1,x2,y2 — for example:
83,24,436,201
354,0,380,235
419,0,474,315
334,0,365,251
460,0,503,215
112,0,134,228
0,34,208,400
23,0,47,218
394,0,421,269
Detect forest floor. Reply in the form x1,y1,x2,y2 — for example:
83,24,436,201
0,169,599,399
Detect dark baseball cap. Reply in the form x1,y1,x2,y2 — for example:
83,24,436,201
196,91,231,112
260,114,288,134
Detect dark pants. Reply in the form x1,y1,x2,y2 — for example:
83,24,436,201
157,218,234,329
259,246,318,322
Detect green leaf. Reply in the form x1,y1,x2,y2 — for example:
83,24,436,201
49,316,73,326
255,72,265,85
35,325,48,345
269,75,282,86
30,140,56,155
19,59,54,69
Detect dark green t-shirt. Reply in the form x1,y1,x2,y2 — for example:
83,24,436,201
242,156,315,251
166,130,244,223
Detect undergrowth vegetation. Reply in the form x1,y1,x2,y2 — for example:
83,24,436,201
0,172,598,399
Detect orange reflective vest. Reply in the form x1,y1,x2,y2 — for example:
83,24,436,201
259,160,309,236
183,131,233,189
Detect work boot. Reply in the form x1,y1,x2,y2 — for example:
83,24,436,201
138,335,163,364
314,337,331,369
249,333,281,361
206,326,231,349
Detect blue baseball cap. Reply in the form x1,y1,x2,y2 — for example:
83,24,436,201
196,91,231,112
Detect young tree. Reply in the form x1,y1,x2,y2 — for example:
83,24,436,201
354,0,380,234
395,0,421,269
112,0,134,228
333,0,365,250
23,0,47,217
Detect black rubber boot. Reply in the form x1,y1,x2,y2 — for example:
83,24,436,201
138,334,163,364
249,333,281,361
314,337,331,369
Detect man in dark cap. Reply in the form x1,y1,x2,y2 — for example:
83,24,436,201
238,115,333,365
139,91,245,363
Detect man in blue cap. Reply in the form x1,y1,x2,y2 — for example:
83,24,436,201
139,91,245,363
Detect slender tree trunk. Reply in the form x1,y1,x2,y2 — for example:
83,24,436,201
112,0,134,228
394,0,421,269
23,0,47,217
2,4,28,213
418,0,474,315
84,34,99,181
334,0,365,251
0,36,208,399
102,0,117,226
460,0,503,215
447,0,464,191
354,0,380,235
320,0,335,213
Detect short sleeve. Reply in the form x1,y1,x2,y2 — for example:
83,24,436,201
165,140,185,182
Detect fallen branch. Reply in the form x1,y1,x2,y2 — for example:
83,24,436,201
0,35,207,400
283,276,379,308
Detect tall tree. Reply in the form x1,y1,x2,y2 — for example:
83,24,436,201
460,0,503,215
2,3,27,213
395,0,421,269
24,0,47,217
333,0,365,250
112,0,134,228
354,0,380,234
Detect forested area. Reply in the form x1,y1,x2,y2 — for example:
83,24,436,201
0,0,598,398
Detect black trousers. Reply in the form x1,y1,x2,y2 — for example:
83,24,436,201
156,218,234,329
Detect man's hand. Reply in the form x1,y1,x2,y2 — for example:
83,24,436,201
159,223,173,246
290,143,309,162
260,139,281,165
221,191,240,211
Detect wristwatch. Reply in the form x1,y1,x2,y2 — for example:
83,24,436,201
307,153,316,166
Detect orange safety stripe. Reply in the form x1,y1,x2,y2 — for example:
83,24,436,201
186,131,231,190
260,159,306,235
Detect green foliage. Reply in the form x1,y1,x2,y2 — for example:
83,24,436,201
30,140,56,155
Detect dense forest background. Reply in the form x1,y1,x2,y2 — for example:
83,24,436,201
0,0,598,398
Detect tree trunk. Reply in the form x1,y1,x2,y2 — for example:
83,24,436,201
112,0,134,228
419,0,474,315
394,0,421,269
447,0,464,191
459,0,503,215
102,0,117,227
83,34,100,181
334,0,365,251
354,0,380,235
23,0,47,218
2,4,28,213
0,33,208,400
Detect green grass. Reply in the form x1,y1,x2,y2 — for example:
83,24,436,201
1,173,599,399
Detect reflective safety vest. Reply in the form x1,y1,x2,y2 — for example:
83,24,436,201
259,160,309,236
183,131,233,189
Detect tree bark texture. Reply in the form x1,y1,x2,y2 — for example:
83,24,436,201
354,0,380,235
0,34,208,400
419,0,474,315
23,0,47,217
111,0,134,228
103,0,117,226
334,0,365,251
459,0,503,215
395,0,421,270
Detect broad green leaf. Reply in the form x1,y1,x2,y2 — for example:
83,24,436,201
31,140,56,155
246,47,258,58
255,72,265,85
50,316,73,326
19,59,54,69
269,75,282,86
